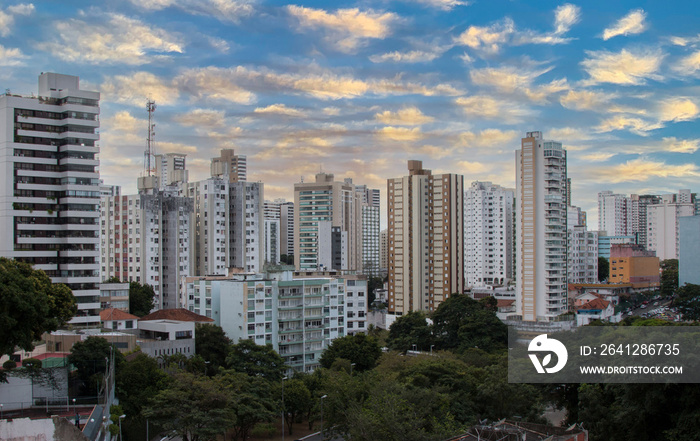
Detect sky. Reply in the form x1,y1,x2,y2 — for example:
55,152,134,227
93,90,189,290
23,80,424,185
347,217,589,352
1,0,699,229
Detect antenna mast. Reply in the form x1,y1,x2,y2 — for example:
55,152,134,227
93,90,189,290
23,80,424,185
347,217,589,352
145,100,157,176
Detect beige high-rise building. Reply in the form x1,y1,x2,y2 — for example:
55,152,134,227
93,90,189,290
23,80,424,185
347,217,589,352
515,131,568,322
387,160,464,315
211,148,247,183
294,173,362,272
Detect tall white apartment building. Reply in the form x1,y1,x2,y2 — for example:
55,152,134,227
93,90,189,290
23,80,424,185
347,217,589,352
516,131,568,321
182,177,229,276
356,185,380,276
387,160,464,315
100,185,192,310
647,201,695,260
294,173,362,272
229,181,264,273
598,191,632,236
567,226,598,284
280,201,294,257
0,73,101,326
379,229,388,276
464,181,514,288
156,153,188,188
264,219,281,265
211,148,246,182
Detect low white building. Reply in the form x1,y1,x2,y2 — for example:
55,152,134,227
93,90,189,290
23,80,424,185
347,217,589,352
575,298,618,326
137,308,214,359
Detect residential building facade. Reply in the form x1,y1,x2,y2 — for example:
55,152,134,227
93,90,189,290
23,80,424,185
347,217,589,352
647,201,695,260
387,160,464,315
515,131,568,321
0,73,101,326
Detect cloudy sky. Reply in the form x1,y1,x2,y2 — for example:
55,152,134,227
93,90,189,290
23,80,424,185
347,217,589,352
1,0,699,228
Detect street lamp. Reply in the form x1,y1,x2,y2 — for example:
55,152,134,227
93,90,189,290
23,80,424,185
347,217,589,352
72,398,76,415
350,363,356,375
119,414,126,441
282,376,288,441
204,360,210,376
320,395,327,433
430,345,434,356
412,344,417,352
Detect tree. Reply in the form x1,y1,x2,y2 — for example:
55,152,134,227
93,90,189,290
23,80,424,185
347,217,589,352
675,283,700,321
386,311,433,352
368,276,384,305
280,254,294,265
129,281,155,317
195,324,231,374
0,258,77,359
283,378,311,435
319,333,382,372
598,257,609,282
68,336,125,395
144,372,234,441
105,276,121,283
660,259,679,297
431,294,507,353
226,339,286,381
116,353,169,417
219,372,277,441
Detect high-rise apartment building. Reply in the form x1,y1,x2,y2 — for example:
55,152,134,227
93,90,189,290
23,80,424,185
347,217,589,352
387,160,464,315
211,148,246,182
464,181,514,288
156,153,188,188
647,201,695,260
0,73,101,326
229,181,264,273
567,226,598,284
293,173,362,272
515,131,568,321
598,191,632,236
379,229,388,277
355,185,381,276
279,201,294,257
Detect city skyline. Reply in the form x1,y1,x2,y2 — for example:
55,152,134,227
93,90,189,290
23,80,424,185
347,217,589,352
1,0,699,228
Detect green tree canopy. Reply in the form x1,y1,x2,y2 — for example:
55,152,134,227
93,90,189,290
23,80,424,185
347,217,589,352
144,372,234,441
675,283,700,321
660,259,679,297
129,281,155,317
319,333,382,372
226,339,286,381
431,294,507,353
195,324,231,374
0,258,77,358
386,310,433,352
219,371,277,441
68,336,125,395
116,353,170,417
283,378,311,435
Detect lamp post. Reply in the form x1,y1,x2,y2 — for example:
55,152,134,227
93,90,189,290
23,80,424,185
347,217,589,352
282,376,288,441
350,362,356,375
119,414,126,441
320,395,327,433
412,344,417,352
204,360,210,376
72,398,76,415
430,345,434,356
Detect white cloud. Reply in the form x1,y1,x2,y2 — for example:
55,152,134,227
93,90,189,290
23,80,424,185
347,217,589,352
37,13,183,65
0,44,25,66
459,128,518,147
101,72,178,106
581,48,664,85
455,95,530,122
658,97,699,122
128,0,254,22
370,49,442,63
287,6,399,52
174,109,226,127
517,3,580,45
174,67,256,104
674,51,700,76
375,107,434,125
254,104,305,117
406,0,469,11
377,126,424,141
595,115,662,135
0,3,34,37
662,137,700,153
469,65,567,103
595,159,699,183
455,18,514,54
602,9,647,40
559,89,613,111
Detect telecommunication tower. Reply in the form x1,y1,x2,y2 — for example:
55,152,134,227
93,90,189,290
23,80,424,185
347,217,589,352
145,100,156,176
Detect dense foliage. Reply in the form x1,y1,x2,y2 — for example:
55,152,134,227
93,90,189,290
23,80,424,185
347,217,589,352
660,259,679,298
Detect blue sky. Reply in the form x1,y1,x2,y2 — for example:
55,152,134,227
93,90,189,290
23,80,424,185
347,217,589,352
1,0,699,227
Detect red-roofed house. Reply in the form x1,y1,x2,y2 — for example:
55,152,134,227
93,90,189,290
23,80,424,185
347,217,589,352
576,297,618,326
100,308,139,332
137,309,212,360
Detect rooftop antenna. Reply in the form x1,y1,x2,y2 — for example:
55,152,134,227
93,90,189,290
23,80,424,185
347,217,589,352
145,99,157,176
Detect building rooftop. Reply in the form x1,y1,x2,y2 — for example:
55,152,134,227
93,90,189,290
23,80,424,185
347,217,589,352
140,308,214,323
99,308,139,321
577,298,611,311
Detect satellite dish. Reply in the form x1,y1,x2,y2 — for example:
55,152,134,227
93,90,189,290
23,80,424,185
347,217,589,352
566,424,578,431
